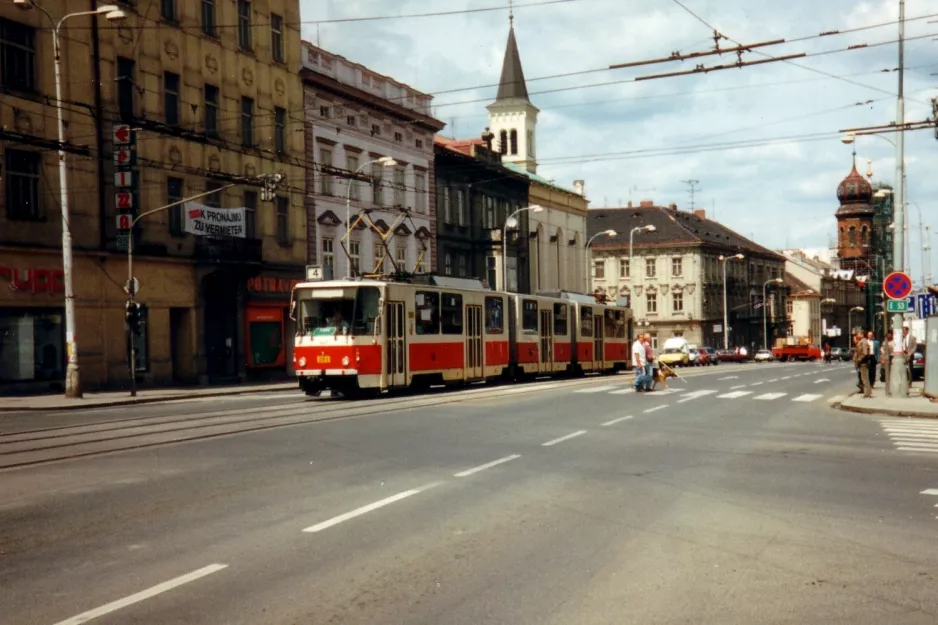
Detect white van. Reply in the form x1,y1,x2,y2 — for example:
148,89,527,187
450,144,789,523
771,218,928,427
659,337,690,367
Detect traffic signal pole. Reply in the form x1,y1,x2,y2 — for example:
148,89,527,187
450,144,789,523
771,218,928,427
889,0,909,397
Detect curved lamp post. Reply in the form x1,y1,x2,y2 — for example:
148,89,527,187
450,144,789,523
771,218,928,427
503,205,544,292
763,277,784,350
15,1,127,398
586,229,617,293
628,225,656,308
848,306,864,335
719,254,745,350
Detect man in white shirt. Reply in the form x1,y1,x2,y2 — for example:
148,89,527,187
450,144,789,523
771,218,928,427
632,337,648,392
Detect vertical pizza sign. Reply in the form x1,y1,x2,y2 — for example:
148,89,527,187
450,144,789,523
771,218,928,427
113,123,136,251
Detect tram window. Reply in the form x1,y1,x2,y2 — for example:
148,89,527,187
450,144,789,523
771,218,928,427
415,291,440,335
553,303,568,336
297,289,356,336
354,286,381,335
580,306,593,338
521,299,538,333
604,309,617,338
613,310,627,338
441,293,463,335
485,296,504,334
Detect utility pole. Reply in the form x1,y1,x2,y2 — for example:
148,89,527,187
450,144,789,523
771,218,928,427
682,180,700,211
889,0,909,397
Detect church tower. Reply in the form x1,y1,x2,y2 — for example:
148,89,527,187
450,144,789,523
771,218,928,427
835,155,875,272
487,10,539,173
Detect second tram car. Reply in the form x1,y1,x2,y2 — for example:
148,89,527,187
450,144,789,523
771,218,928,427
291,277,633,398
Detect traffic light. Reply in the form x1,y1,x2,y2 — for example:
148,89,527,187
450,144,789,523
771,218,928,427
125,301,141,334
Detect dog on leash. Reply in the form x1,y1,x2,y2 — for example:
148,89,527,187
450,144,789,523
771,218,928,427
653,365,677,390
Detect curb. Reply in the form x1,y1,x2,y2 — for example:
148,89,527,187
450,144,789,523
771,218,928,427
835,389,938,419
0,384,298,413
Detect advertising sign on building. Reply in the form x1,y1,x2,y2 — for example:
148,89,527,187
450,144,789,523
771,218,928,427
184,202,246,238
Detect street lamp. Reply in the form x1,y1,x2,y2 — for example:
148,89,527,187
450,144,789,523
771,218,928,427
848,306,864,335
503,205,544,292
586,229,616,293
15,1,127,398
628,225,656,301
762,277,784,350
345,156,397,278
719,253,745,350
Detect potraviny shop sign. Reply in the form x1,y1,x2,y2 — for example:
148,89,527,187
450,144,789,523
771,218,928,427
184,202,245,238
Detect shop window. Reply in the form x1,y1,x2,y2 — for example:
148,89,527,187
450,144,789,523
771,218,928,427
485,296,504,333
441,293,463,335
0,19,36,93
554,303,568,336
0,309,64,382
580,305,593,338
248,317,283,366
521,299,538,333
415,291,439,335
127,304,149,373
5,149,41,221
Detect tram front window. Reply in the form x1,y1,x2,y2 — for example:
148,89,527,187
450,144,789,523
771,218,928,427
296,286,381,337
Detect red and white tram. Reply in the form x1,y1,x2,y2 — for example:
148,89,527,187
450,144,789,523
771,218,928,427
290,277,633,398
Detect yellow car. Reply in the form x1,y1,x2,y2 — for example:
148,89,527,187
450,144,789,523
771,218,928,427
659,347,690,367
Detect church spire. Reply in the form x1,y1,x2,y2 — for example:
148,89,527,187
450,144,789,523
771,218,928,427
495,5,529,102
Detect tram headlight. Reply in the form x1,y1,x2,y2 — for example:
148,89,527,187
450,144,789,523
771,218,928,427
341,356,350,367
298,357,307,368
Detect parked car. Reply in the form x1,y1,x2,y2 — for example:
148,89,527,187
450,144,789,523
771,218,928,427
716,349,747,363
912,343,926,381
771,343,822,362
703,346,719,365
830,347,846,361
754,349,774,362
688,345,701,366
660,337,691,367
695,347,712,366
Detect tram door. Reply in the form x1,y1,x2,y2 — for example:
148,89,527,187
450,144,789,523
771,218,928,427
386,301,406,386
465,304,483,379
539,309,553,372
593,313,605,369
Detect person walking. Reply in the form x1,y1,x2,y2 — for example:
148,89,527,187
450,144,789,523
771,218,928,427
902,324,918,383
642,333,655,392
881,330,894,396
853,331,872,398
632,335,648,392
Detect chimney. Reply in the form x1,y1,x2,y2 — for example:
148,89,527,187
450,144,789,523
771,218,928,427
573,179,585,196
669,203,677,210
694,209,707,219
627,200,633,208
639,200,654,207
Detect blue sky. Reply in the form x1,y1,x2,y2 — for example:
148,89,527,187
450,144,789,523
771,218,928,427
302,0,938,283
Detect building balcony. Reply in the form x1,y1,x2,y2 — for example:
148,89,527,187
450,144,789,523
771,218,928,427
195,237,263,264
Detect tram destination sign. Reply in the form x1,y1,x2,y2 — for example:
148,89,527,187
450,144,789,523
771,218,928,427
184,202,245,238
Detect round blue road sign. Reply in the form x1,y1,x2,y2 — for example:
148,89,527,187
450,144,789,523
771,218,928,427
883,271,913,300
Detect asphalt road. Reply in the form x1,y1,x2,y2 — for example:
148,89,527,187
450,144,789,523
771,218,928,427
2,361,938,625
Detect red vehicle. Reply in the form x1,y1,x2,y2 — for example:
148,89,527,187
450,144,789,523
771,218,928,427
290,278,633,397
771,343,822,362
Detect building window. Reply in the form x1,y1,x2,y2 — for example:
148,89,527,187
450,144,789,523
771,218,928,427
0,19,36,92
117,57,135,121
4,149,41,221
416,138,424,149
395,240,407,269
393,168,405,206
861,225,870,248
276,196,289,247
205,181,223,208
457,254,468,277
204,84,219,137
486,256,497,287
241,97,254,147
243,189,257,239
645,257,656,278
619,258,630,279
485,196,496,230
646,292,658,314
273,106,286,153
322,237,335,274
673,291,684,313
167,176,184,236
163,72,180,125
415,172,426,214
201,0,217,37
394,131,403,143
672,256,682,277
528,130,535,156
237,0,252,50
346,154,359,200
349,240,360,277
320,147,333,195
499,130,508,155
455,187,466,225
346,115,356,127
786,299,794,317
848,226,856,247
161,0,176,21
444,253,453,276
417,252,428,274
320,105,330,118
373,243,385,272
371,161,383,205
442,186,452,223
593,259,605,280
509,129,518,155
270,13,284,63
0,310,65,383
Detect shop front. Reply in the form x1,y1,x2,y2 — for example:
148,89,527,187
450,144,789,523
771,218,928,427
245,270,303,379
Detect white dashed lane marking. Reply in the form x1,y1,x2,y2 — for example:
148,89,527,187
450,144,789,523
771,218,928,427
717,391,752,399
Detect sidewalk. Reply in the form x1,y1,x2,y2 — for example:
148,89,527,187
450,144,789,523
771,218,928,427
0,381,298,412
838,380,938,418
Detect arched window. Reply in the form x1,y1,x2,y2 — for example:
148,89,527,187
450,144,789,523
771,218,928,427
839,227,845,247
861,225,870,247
499,130,507,155
510,129,518,155
848,226,856,247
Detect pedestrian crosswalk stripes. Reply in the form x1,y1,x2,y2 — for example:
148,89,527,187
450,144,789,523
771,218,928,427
573,386,617,394
755,392,787,401
793,394,823,402
717,391,752,399
566,383,841,404
880,419,938,455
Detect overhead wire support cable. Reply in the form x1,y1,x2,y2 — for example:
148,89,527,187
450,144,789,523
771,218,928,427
635,53,807,82
609,39,786,71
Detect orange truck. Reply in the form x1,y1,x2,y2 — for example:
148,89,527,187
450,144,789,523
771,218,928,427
771,342,822,362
